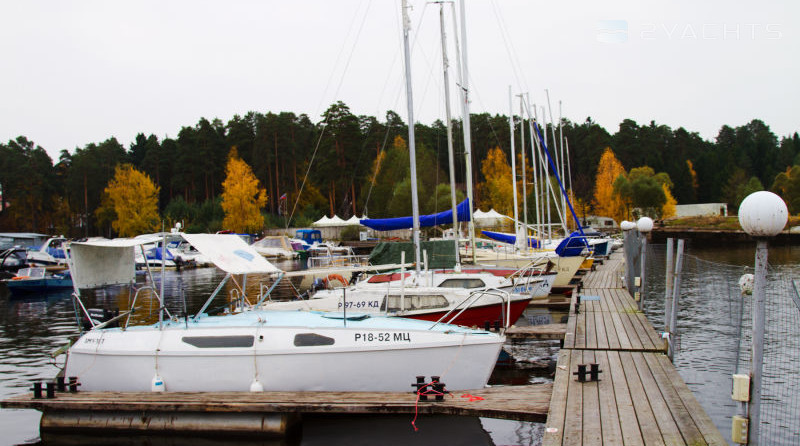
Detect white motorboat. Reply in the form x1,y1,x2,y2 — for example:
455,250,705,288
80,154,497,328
62,233,504,392
251,235,298,259
25,236,69,267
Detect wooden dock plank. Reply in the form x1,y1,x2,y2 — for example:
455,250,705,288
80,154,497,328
580,350,603,446
506,323,567,340
594,309,610,350
595,350,624,445
607,350,645,445
562,350,584,446
543,349,572,446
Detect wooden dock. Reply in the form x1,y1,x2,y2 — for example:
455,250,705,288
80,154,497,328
1,383,552,435
544,252,726,445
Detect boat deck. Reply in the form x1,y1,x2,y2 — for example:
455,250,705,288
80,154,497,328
544,251,726,445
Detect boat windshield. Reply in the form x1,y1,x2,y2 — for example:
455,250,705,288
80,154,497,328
17,267,46,279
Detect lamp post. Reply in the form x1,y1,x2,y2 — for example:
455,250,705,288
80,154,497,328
620,221,636,294
636,217,653,310
738,191,788,446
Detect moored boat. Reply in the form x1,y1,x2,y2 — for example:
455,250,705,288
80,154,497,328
62,233,505,393
3,267,72,295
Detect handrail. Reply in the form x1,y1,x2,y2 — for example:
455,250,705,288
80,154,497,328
428,287,511,331
125,285,158,329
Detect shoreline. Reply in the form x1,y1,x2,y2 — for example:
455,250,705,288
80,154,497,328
650,227,800,245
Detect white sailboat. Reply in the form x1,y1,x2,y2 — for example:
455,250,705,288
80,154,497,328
62,233,505,392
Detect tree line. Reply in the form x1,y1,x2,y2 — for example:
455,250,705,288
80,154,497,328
1,100,798,237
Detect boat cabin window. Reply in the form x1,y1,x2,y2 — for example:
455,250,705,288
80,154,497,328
294,333,335,347
384,294,449,312
182,335,254,348
437,278,486,289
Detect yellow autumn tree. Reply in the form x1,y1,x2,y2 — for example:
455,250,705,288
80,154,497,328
102,164,160,237
221,148,267,233
661,183,677,218
478,146,513,216
686,159,699,194
592,147,628,223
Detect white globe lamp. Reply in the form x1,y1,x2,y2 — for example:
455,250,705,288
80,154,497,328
637,217,654,233
620,220,636,231
738,191,788,237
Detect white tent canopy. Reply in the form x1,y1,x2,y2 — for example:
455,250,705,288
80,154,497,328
473,208,509,228
313,215,352,227
312,216,333,227
345,215,364,226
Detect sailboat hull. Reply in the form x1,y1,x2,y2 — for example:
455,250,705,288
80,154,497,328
65,312,504,393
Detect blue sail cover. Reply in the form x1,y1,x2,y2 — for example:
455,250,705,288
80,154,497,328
481,230,541,248
555,231,589,257
360,199,471,231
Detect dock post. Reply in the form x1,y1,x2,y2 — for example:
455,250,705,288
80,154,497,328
737,190,788,446
668,239,684,362
664,238,674,334
636,217,653,311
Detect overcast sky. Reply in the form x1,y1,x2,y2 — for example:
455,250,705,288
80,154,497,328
1,0,797,160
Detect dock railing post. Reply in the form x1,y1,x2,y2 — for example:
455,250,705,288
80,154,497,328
668,239,684,362
620,221,636,291
636,218,653,311
737,191,788,446
664,238,674,335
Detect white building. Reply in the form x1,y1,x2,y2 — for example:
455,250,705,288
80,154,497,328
674,203,728,218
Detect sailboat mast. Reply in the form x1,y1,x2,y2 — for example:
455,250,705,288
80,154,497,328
438,3,461,268
458,0,476,264
540,105,552,243
519,94,528,251
401,0,421,273
559,100,567,229
508,86,520,251
525,93,542,243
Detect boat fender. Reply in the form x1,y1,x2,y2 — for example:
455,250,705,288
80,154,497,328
249,378,264,392
151,374,165,392
324,274,348,289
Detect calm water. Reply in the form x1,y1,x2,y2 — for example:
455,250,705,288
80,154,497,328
0,260,551,446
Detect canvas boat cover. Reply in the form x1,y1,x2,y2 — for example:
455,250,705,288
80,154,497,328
181,233,280,275
554,231,590,257
359,199,471,231
71,234,279,289
70,236,161,289
480,230,542,248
